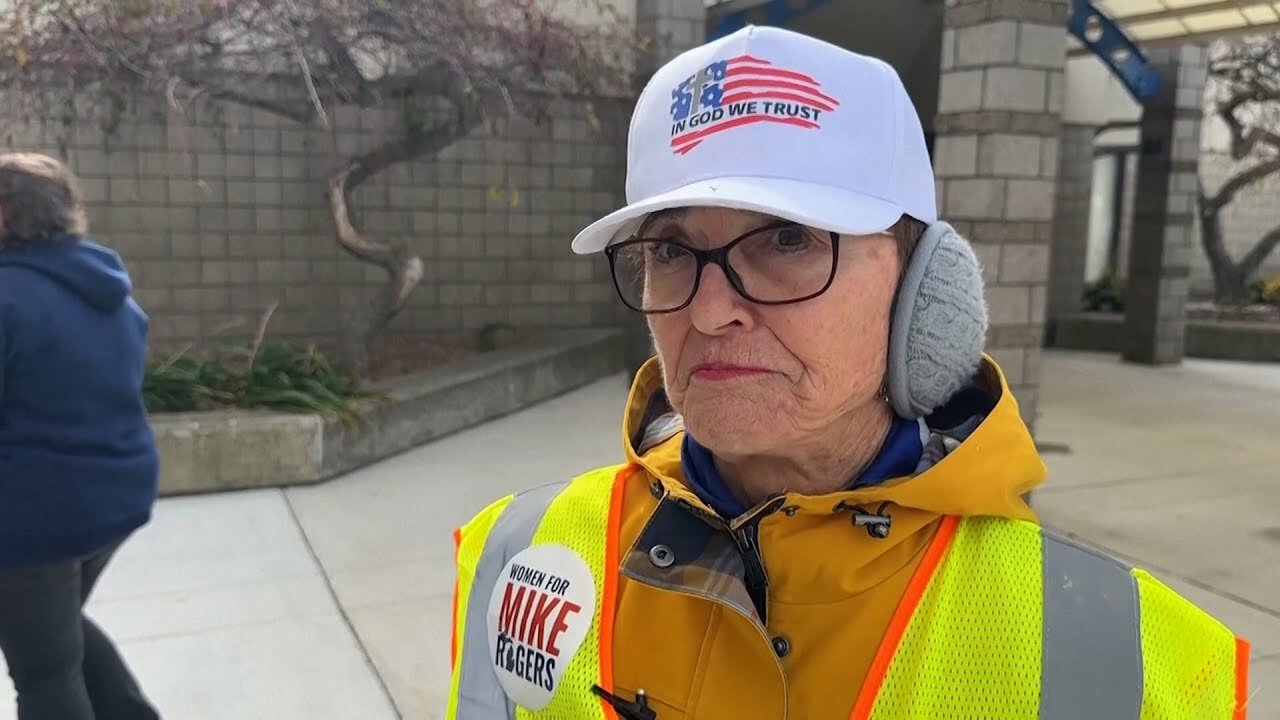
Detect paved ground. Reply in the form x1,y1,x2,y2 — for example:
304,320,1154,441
0,350,1275,719
1034,351,1280,719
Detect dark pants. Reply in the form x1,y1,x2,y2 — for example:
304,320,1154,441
0,542,160,720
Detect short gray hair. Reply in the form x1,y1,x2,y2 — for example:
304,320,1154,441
0,153,88,246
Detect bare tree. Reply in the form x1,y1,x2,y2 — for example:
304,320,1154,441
0,0,636,373
1201,35,1280,305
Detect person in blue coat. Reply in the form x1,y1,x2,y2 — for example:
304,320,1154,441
0,153,161,720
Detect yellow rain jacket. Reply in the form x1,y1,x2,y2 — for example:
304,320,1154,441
447,357,1251,719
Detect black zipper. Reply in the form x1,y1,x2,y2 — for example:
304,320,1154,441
675,497,774,623
733,520,770,624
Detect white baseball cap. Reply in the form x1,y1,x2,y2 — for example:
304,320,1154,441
571,25,937,255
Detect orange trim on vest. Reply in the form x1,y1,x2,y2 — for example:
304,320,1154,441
1235,636,1252,720
596,464,634,720
450,527,463,672
849,515,961,720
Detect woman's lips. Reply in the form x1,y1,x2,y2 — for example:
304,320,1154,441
690,363,772,381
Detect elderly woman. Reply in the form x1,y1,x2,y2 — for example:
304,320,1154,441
447,27,1249,720
0,153,161,720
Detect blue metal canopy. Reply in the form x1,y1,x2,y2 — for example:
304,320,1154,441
1067,0,1162,101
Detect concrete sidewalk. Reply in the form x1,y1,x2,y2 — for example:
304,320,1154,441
1034,351,1280,718
1,350,1275,718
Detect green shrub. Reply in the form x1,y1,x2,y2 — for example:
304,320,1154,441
1248,275,1280,307
144,342,373,419
142,355,235,413
1082,272,1126,313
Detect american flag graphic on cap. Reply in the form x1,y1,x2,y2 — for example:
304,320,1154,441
667,54,840,155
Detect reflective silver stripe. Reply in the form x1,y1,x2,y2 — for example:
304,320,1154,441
1039,531,1143,720
454,482,567,720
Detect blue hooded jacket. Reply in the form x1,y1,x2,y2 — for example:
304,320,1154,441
0,237,158,566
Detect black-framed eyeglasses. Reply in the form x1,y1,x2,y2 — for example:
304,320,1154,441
604,220,841,314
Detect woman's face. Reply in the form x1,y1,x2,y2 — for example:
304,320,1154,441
644,206,902,458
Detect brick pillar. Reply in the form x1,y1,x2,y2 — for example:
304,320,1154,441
1123,44,1207,365
618,1,706,376
932,0,1069,430
1046,123,1097,339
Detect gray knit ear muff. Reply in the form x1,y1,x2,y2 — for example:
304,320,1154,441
885,221,989,420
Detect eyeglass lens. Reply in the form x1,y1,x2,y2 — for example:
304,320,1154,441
609,223,836,312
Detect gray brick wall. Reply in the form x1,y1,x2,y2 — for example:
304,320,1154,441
2,94,631,354
1192,152,1280,295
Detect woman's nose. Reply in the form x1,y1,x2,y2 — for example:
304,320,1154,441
687,263,752,333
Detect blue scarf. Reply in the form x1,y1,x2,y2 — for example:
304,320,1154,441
681,415,924,518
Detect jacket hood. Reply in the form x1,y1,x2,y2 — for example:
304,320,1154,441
619,354,1045,523
0,237,132,311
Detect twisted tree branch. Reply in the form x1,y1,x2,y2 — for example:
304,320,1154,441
1217,95,1280,160
1204,155,1280,212
1241,223,1280,276
324,106,482,340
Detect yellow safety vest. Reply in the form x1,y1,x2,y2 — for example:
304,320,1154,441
447,465,1251,720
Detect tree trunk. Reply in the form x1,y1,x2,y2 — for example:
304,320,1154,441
1198,193,1251,306
327,164,424,377
319,106,483,377
1211,261,1250,306
336,270,424,379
